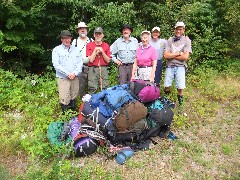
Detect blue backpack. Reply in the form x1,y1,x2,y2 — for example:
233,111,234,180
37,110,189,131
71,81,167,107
89,84,134,115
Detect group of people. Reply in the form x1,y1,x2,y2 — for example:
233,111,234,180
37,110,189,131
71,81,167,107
52,21,192,113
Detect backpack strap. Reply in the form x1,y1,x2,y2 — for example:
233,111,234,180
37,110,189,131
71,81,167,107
75,38,77,47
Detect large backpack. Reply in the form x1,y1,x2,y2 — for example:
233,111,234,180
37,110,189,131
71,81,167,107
80,101,111,128
137,98,174,141
129,80,160,102
113,100,148,132
89,84,134,115
147,99,174,127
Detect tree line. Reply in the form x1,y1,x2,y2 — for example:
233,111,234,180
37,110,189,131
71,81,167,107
0,0,239,74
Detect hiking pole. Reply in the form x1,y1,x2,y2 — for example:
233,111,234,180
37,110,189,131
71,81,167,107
98,55,103,91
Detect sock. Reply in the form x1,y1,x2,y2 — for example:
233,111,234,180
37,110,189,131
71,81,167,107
164,90,170,96
177,95,184,106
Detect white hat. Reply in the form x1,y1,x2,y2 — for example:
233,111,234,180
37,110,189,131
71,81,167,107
141,30,151,35
76,22,88,29
152,27,160,32
175,22,185,28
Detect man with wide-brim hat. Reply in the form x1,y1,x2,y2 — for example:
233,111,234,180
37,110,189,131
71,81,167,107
52,30,83,113
110,24,138,84
163,21,192,106
149,26,167,86
72,22,93,99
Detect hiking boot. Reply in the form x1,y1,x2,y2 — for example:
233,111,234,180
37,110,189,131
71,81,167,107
164,90,170,97
69,99,77,111
60,104,69,114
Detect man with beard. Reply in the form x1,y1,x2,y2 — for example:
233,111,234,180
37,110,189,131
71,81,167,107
52,30,83,113
86,27,111,94
72,22,93,99
110,24,138,84
163,22,192,106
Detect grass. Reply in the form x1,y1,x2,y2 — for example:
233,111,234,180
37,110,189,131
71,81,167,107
0,64,240,179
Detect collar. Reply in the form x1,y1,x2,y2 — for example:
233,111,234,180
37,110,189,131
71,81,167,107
121,36,132,42
173,36,183,42
61,44,71,49
78,36,91,42
141,44,151,50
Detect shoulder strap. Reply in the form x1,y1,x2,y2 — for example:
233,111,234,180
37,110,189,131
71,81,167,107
75,38,77,47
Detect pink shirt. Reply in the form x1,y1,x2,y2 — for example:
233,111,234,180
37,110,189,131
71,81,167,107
136,45,157,66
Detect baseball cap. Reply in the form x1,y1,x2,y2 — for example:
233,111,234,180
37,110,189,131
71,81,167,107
141,30,151,35
94,27,103,33
60,30,72,37
175,22,185,28
152,27,160,32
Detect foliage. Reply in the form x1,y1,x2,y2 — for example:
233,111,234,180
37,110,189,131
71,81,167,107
0,0,239,73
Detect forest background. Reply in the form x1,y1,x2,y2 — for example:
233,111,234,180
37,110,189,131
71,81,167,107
0,0,239,179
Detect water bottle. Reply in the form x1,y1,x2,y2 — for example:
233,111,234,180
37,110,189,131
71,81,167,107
115,147,134,165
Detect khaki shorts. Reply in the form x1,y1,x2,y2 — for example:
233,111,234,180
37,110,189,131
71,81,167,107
134,66,152,81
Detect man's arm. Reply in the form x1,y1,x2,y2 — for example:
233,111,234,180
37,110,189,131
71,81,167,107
52,48,69,76
87,48,98,63
164,51,189,61
131,58,138,81
150,60,157,82
174,52,190,61
98,46,111,64
110,40,118,63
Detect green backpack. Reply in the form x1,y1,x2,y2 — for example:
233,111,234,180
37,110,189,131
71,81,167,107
47,121,72,146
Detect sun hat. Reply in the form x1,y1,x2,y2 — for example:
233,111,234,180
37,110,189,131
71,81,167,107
94,27,103,33
175,22,185,28
76,22,88,29
152,27,161,32
60,30,72,37
119,24,133,33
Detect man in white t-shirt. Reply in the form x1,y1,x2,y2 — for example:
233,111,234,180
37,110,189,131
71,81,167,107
72,22,93,99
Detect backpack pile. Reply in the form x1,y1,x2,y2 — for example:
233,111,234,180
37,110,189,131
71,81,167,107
47,83,176,163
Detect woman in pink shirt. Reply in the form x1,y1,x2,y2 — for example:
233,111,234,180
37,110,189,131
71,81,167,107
131,30,157,82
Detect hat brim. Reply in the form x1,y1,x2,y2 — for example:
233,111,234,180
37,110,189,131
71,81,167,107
94,31,103,33
76,26,89,30
119,27,133,33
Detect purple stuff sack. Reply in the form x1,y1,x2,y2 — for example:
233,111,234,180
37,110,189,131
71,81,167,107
130,80,160,102
74,137,98,157
69,116,81,139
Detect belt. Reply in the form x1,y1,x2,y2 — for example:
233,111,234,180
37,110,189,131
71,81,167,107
167,63,185,68
138,66,152,68
89,66,108,68
122,63,133,66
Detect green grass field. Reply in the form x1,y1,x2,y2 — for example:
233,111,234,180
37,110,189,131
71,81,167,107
0,65,239,179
